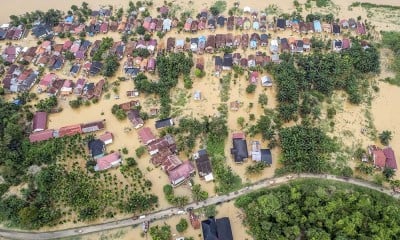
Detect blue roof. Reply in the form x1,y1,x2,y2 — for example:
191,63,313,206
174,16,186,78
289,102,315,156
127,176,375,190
250,40,257,48
65,16,74,24
198,36,206,42
313,20,322,32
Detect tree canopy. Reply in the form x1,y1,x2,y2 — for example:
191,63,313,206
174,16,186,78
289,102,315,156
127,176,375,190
236,179,400,240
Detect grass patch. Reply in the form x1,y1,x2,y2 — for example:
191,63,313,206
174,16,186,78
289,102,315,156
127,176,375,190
382,77,400,86
219,73,231,102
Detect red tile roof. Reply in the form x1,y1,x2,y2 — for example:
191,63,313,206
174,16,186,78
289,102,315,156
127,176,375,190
168,161,195,186
372,148,386,168
58,124,82,137
95,152,121,171
29,129,54,143
232,132,245,139
32,111,47,132
99,131,113,144
138,127,156,145
384,147,397,170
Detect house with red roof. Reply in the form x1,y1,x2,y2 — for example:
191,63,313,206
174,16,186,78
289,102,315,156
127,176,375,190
168,161,195,186
249,71,259,85
138,127,156,145
99,131,113,145
32,112,48,132
369,145,386,168
94,152,122,171
29,129,54,143
38,73,58,92
148,134,176,155
57,124,82,137
384,147,397,170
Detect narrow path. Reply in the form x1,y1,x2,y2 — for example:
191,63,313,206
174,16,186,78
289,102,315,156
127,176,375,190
0,174,398,240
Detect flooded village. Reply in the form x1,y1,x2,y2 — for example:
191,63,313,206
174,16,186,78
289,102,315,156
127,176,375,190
1,0,400,239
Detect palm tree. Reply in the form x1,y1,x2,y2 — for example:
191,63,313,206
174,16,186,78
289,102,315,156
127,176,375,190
379,130,392,146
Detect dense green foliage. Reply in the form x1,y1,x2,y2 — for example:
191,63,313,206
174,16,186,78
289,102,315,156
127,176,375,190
134,52,193,118
176,218,188,232
92,37,114,61
163,184,189,207
279,125,336,173
236,179,400,240
192,184,209,202
102,55,120,77
35,96,58,113
381,31,400,86
149,225,172,240
379,130,393,146
271,40,380,122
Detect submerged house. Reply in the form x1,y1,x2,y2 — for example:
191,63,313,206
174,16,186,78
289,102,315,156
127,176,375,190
194,149,213,181
230,132,248,163
94,152,122,171
201,217,233,240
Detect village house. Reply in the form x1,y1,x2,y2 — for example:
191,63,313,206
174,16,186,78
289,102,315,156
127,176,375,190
230,132,248,163
168,161,195,186
127,109,144,129
81,120,105,133
60,79,73,96
249,71,259,85
138,127,156,145
147,134,176,155
99,131,113,145
73,78,86,95
261,75,273,87
29,129,55,143
32,112,48,132
88,139,105,159
56,124,82,138
38,73,58,92
94,152,122,171
2,45,22,63
201,217,233,240
126,89,140,98
155,118,174,129
194,149,213,181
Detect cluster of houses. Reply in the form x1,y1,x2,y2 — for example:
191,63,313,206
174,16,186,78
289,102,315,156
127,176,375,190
36,73,105,99
367,145,397,170
2,64,38,93
0,23,26,40
87,132,121,171
118,100,144,129
138,127,195,186
230,132,272,165
28,111,105,143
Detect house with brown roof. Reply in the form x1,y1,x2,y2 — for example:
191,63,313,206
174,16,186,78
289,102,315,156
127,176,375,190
94,152,122,171
138,127,156,145
169,161,195,186
32,112,48,132
81,120,105,133
148,134,176,155
161,154,183,173
127,109,144,129
119,100,140,111
29,129,54,143
205,35,215,53
241,34,249,49
166,37,175,52
227,16,235,30
230,100,240,111
216,34,226,49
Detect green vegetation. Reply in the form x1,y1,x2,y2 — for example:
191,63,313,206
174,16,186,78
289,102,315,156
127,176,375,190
210,1,227,16
149,224,172,240
176,218,188,233
35,96,58,113
236,179,400,240
220,74,231,102
92,37,114,61
192,184,209,202
279,125,336,174
9,8,64,28
134,52,193,118
102,55,120,77
135,146,146,158
163,184,189,207
381,32,400,86
111,104,127,120
132,48,150,58
271,40,379,122
246,162,269,175
379,130,393,146
350,2,400,10
246,84,256,94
